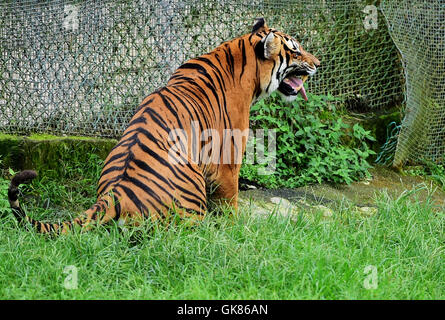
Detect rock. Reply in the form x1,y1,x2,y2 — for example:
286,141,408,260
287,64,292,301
240,193,379,222
270,197,293,209
239,197,299,220
356,206,378,216
314,205,333,217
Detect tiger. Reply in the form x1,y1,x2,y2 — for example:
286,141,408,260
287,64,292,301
8,18,320,234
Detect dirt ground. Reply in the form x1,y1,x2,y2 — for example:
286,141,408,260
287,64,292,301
239,166,445,216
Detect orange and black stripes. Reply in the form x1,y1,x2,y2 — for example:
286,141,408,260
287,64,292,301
7,18,320,235
8,170,118,234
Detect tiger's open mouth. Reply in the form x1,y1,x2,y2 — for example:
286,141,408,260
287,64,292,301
278,74,309,101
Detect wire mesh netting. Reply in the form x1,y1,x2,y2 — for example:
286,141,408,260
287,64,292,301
381,0,445,167
0,0,404,138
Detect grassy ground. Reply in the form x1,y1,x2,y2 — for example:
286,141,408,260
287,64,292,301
0,160,444,299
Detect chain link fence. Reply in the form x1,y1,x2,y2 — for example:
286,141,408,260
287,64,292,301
381,0,445,167
1,0,404,138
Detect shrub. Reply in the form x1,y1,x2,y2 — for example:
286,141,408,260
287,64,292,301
241,91,376,188
406,160,445,191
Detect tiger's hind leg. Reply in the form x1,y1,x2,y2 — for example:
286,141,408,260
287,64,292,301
208,164,240,214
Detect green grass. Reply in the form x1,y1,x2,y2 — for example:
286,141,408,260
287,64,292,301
0,164,444,299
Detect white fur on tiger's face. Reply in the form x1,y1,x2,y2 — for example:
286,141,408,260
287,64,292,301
252,18,320,103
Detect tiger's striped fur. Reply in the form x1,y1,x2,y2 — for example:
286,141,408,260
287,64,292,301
8,18,320,234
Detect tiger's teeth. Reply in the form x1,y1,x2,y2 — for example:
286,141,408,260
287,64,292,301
282,76,309,100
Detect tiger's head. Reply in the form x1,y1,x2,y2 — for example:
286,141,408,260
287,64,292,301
252,18,320,102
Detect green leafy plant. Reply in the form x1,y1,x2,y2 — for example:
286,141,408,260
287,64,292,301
0,160,14,216
406,160,445,190
0,177,10,216
241,91,376,188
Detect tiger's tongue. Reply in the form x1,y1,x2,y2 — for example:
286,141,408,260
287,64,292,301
287,77,308,101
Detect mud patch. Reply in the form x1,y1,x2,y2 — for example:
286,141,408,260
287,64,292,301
239,165,444,219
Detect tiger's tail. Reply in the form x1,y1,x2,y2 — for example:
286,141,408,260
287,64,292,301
8,170,116,234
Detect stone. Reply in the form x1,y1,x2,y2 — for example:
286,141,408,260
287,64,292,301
356,206,378,216
314,205,333,217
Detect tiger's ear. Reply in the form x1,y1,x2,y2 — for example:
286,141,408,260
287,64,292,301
263,32,280,59
252,17,267,33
